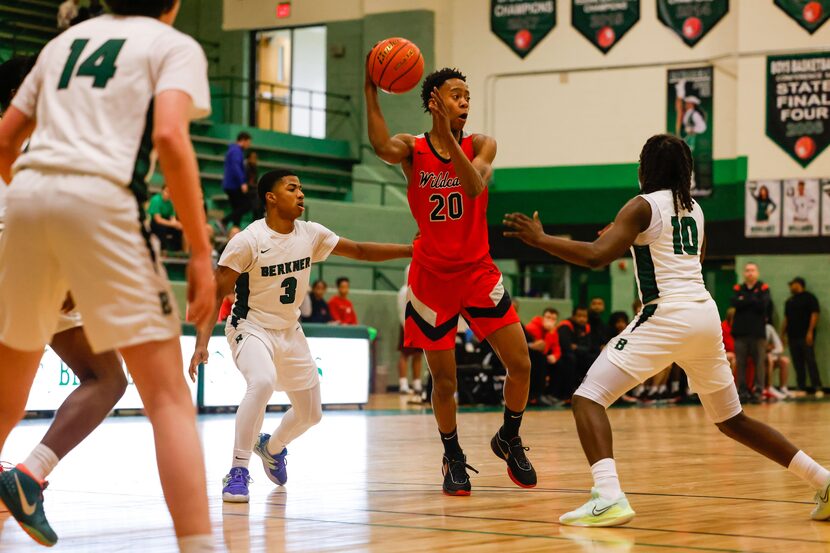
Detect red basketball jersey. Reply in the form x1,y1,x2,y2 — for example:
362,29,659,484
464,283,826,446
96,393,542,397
407,133,491,272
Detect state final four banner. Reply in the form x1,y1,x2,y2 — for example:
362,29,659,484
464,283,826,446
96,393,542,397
491,0,556,59
775,1,830,34
657,0,729,47
767,53,830,168
571,1,640,54
667,67,714,196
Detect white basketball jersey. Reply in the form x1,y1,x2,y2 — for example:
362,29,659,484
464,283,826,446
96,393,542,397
11,15,210,189
631,189,710,305
219,220,340,330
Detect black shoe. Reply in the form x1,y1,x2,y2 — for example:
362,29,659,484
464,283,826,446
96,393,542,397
490,431,537,488
441,453,477,496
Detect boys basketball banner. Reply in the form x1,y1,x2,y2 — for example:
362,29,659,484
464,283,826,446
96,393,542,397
657,0,729,47
822,180,830,235
783,178,820,236
491,0,556,58
775,1,830,34
767,53,830,168
571,0,640,54
745,181,782,238
667,67,714,196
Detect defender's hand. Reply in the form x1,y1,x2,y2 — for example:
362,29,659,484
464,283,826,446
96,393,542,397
503,211,545,247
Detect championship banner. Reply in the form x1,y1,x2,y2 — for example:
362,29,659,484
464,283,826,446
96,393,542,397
745,181,782,238
774,1,830,34
767,53,830,168
657,0,729,47
667,67,714,196
491,0,556,59
822,180,830,235
571,0,640,54
782,178,820,236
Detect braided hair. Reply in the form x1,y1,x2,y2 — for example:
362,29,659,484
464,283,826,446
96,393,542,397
638,134,694,214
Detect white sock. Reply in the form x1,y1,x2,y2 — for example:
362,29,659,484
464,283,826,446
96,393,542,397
23,444,59,481
647,385,658,395
591,458,623,500
413,379,423,393
399,377,410,390
177,534,214,553
231,449,251,469
657,384,667,394
633,385,645,396
788,450,830,491
670,381,680,393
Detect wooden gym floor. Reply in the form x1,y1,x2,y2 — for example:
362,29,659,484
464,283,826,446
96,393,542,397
1,397,829,552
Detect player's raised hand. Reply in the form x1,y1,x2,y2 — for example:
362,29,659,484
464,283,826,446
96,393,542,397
188,346,209,383
429,87,452,141
186,253,217,333
503,211,545,247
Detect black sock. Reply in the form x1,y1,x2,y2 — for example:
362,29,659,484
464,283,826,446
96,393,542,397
439,428,463,457
501,407,524,440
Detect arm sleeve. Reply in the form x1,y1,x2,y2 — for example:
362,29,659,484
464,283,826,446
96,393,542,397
152,33,211,120
309,223,340,263
218,232,255,274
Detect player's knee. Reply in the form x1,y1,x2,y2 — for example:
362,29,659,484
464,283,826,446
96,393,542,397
715,412,746,438
432,373,456,397
104,367,128,400
506,356,531,379
246,374,276,398
572,393,602,413
307,405,323,427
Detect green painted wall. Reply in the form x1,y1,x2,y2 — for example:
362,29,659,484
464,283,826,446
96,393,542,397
735,255,830,388
489,157,748,225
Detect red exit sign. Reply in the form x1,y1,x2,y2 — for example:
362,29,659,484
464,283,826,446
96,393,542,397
276,2,291,18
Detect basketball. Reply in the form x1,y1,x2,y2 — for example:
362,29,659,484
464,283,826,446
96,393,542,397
368,37,424,94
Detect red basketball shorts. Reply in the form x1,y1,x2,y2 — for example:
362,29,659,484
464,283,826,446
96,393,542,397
403,260,520,351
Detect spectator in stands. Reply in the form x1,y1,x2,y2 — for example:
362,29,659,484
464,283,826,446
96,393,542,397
553,306,592,400
328,277,358,325
57,0,79,29
722,307,736,375
783,277,823,397
245,151,263,220
508,300,555,406
731,262,770,403
764,323,791,400
147,185,183,253
71,0,104,25
588,296,610,355
301,279,332,323
221,131,252,231
608,311,629,337
525,307,561,364
397,265,422,394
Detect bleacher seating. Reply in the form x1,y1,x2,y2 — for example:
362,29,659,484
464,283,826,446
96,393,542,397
0,0,60,60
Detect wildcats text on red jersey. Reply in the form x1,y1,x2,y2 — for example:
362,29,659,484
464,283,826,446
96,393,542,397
418,170,461,189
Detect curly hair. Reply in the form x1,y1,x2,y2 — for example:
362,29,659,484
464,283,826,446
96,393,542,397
638,134,694,214
105,0,176,17
420,68,466,113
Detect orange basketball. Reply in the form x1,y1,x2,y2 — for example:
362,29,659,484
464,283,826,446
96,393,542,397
368,37,424,94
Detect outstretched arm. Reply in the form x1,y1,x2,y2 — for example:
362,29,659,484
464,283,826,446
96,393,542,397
365,72,415,165
503,197,651,269
189,265,239,382
332,237,413,262
429,89,495,198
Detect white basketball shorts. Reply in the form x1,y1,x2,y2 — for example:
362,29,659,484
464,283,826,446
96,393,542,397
605,298,735,396
226,319,319,392
0,169,179,353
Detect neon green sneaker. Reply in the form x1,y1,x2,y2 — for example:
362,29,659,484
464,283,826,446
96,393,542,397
812,478,830,521
0,465,57,546
559,488,636,527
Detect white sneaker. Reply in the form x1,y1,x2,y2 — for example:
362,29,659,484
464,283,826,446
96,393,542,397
768,387,786,400
812,478,830,520
815,390,825,399
559,488,636,527
399,384,411,394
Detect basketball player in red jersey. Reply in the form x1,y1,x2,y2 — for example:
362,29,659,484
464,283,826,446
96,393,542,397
365,67,536,495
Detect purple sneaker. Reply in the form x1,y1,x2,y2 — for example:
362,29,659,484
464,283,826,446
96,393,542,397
253,434,287,485
222,467,251,503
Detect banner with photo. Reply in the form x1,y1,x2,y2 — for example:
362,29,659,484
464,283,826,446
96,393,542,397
657,0,729,47
821,180,830,235
774,1,830,34
782,178,820,236
491,0,556,59
767,53,830,168
745,181,782,238
667,67,714,196
571,0,640,54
